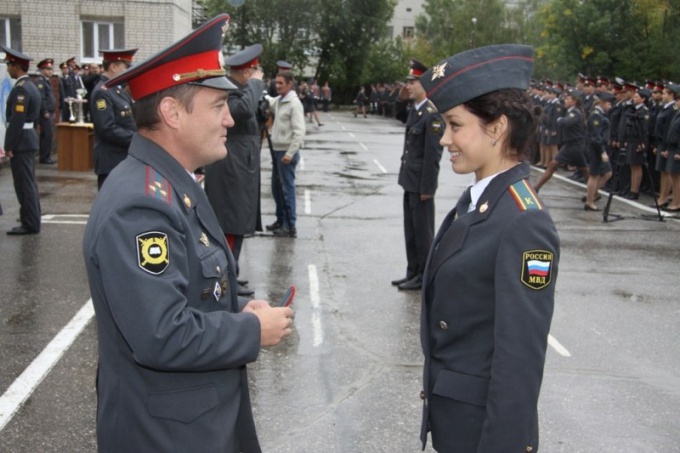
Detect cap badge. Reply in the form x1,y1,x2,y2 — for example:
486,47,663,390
199,232,210,247
480,201,488,213
432,63,447,81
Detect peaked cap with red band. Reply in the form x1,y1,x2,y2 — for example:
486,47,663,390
420,44,534,113
406,59,427,80
100,48,137,64
1,45,33,66
225,43,262,70
105,14,236,100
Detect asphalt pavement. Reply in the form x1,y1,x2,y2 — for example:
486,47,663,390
0,111,679,452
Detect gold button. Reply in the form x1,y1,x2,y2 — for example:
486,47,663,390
439,321,448,330
216,266,221,274
526,446,533,452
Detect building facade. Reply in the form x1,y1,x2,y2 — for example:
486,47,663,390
1,0,194,67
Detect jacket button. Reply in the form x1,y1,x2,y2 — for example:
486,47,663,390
420,390,426,400
439,321,448,330
526,446,533,452
216,266,221,274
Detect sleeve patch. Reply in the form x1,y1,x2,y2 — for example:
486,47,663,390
137,231,170,275
15,105,25,113
96,99,107,111
431,120,443,134
509,180,543,211
521,250,554,290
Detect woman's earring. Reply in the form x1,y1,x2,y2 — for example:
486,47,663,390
492,139,497,146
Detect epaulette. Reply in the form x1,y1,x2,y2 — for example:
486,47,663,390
509,180,543,211
16,79,25,87
145,166,172,204
426,99,438,112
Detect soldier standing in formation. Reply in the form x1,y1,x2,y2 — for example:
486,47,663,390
90,48,138,189
2,46,42,235
35,58,57,164
583,91,615,210
391,59,444,291
205,43,266,297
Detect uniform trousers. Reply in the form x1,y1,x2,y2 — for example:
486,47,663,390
10,150,41,232
403,191,435,278
272,151,299,229
39,113,55,162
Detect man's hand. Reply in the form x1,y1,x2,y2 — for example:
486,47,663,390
6,150,13,159
281,155,292,165
420,194,433,201
247,68,264,81
244,300,294,347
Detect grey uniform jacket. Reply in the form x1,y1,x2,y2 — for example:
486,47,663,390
4,75,40,152
205,77,266,235
90,75,137,175
420,163,560,452
83,134,262,452
398,100,444,195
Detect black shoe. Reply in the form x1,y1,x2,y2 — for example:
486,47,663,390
7,226,39,235
584,204,600,211
237,285,255,296
398,275,422,290
391,276,413,286
237,278,249,286
580,195,602,202
624,192,639,200
266,220,282,231
272,227,297,238
40,159,56,164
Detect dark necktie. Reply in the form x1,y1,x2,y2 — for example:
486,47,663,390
454,186,472,220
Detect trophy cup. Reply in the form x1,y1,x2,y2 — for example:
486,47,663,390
66,97,76,123
75,88,88,124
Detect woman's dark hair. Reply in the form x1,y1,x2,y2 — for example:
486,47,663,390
462,88,537,161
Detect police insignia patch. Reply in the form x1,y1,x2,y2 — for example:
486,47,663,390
431,120,443,133
96,99,107,110
521,250,554,290
136,232,170,275
593,120,600,126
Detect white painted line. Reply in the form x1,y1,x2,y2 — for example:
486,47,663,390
42,220,88,225
373,159,387,174
358,142,368,151
308,265,323,347
548,334,571,357
41,214,89,224
0,299,95,432
304,189,311,214
340,125,346,131
348,132,355,138
42,214,89,220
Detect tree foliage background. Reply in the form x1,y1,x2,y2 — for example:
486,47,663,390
199,0,680,102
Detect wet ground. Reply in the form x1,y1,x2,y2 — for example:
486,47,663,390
0,111,679,452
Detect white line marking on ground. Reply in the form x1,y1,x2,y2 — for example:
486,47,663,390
0,299,95,432
308,265,323,347
373,159,387,174
41,214,89,225
359,142,368,151
548,334,571,357
348,132,355,138
305,190,311,214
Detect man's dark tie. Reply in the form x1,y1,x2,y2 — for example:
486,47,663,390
454,186,472,220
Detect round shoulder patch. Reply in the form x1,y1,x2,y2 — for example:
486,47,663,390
96,99,107,111
137,231,170,275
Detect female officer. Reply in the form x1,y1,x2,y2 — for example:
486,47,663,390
583,91,615,211
418,45,560,452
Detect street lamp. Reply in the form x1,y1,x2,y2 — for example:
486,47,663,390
470,17,478,48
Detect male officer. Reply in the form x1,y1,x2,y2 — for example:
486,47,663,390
90,48,137,189
82,14,293,452
392,59,444,290
2,45,42,235
205,43,266,296
59,59,76,121
36,58,57,164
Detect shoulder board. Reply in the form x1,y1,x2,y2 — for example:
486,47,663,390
16,80,25,87
145,166,172,204
426,99,438,112
508,180,543,211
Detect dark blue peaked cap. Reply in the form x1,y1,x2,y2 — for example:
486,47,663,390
421,44,534,113
105,14,237,100
1,45,33,66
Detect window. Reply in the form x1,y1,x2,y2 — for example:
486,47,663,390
81,20,124,61
386,26,393,39
406,8,412,12
0,17,22,50
403,26,414,39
